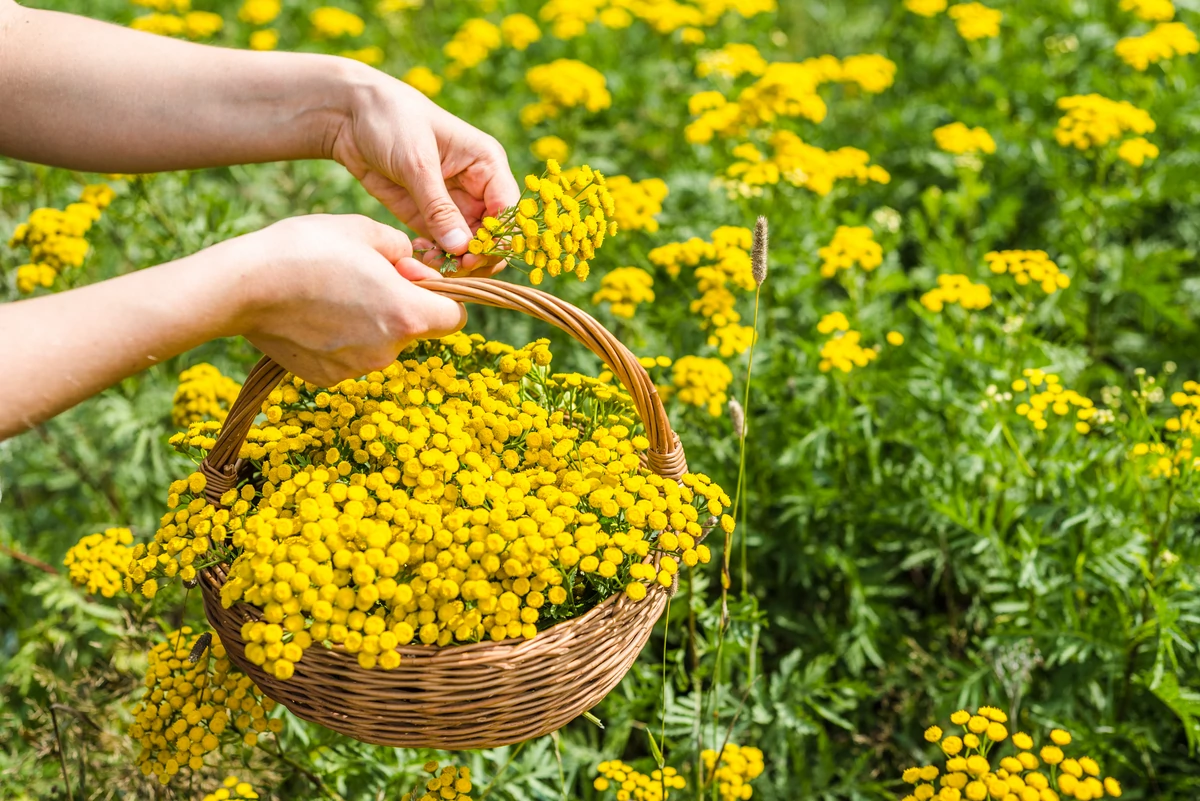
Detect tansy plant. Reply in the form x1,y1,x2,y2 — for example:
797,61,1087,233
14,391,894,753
448,158,617,283
63,527,134,598
903,707,1123,801
402,761,474,801
129,628,279,784
202,776,260,801
591,746,763,801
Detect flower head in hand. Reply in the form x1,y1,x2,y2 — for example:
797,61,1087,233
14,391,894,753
458,159,618,285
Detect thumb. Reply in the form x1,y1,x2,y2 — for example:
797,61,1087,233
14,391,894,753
405,149,473,255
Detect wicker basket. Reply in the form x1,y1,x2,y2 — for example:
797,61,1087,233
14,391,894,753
197,277,689,750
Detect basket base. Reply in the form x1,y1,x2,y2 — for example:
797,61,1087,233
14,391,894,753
201,565,668,750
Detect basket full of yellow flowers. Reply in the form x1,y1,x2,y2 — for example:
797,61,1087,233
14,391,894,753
132,274,729,750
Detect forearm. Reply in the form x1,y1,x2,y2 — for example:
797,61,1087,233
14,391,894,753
0,0,370,173
0,243,252,440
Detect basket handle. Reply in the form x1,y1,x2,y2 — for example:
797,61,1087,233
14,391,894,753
199,277,686,504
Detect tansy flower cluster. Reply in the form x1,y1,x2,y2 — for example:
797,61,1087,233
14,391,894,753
140,333,723,682
130,10,224,38
594,761,687,800
249,29,278,50
934,122,997,155
403,66,443,98
221,0,279,50
1012,369,1097,434
173,363,243,428
131,0,190,11
273,5,378,60
340,46,385,65
9,183,115,294
538,0,775,41
984,250,1070,295
817,311,850,335
531,135,570,163
818,225,883,278
723,132,890,197
237,0,278,25
465,160,616,284
905,708,1123,801
686,55,895,143
1120,0,1176,22
1054,95,1155,151
702,744,765,801
444,18,501,75
593,267,656,318
202,776,259,801
376,0,425,13
1129,439,1196,479
500,13,541,50
947,2,1002,41
309,6,364,38
522,60,612,127
697,43,768,80
839,54,899,94
63,527,134,598
402,762,473,801
1116,137,1159,167
538,0,625,39
1129,380,1200,478
669,356,734,416
637,0,777,36
904,0,948,17
920,274,993,312
1115,22,1199,71
649,226,756,355
605,176,669,233
819,329,877,374
130,628,279,784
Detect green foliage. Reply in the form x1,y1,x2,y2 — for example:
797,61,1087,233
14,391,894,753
4,0,1200,799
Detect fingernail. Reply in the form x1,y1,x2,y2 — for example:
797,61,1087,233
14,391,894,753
440,229,470,252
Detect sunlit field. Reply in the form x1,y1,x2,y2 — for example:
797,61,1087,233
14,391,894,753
3,0,1200,799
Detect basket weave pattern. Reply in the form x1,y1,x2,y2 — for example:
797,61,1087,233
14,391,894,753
198,277,687,749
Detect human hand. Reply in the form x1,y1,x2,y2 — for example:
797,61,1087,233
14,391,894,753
225,214,467,386
328,67,521,274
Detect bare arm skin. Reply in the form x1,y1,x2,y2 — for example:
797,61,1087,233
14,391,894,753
0,215,466,441
0,0,520,256
0,1,525,440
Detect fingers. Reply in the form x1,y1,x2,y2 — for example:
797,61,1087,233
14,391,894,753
460,253,506,274
404,144,474,255
467,261,507,278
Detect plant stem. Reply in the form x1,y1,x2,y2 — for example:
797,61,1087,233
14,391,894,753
735,290,761,593
49,702,73,801
0,542,59,575
704,678,759,787
999,420,1036,477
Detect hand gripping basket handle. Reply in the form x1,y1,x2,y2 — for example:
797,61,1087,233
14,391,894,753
199,277,687,503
